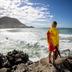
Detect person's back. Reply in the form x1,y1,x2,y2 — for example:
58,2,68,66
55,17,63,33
48,27,59,47
47,21,61,63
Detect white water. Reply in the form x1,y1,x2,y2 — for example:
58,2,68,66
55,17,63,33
0,28,72,62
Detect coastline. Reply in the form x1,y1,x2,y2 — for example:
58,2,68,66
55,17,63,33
0,50,72,72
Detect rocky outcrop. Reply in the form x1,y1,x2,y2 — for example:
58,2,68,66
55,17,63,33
0,50,72,72
0,50,33,72
0,17,34,28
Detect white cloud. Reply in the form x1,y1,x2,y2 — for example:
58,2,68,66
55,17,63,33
0,0,53,26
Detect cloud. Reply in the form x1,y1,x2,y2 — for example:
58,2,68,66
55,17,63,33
0,0,53,26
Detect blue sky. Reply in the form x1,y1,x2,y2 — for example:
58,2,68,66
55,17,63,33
47,0,72,28
0,0,72,28
31,0,72,28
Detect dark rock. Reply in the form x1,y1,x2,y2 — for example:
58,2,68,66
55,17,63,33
7,52,12,57
12,50,18,55
7,68,12,72
10,65,17,72
0,53,4,68
62,59,72,72
6,50,29,66
52,59,72,72
15,58,22,64
0,50,72,72
3,60,11,68
0,50,30,72
26,60,33,65
15,54,20,58
21,53,29,63
12,65,17,70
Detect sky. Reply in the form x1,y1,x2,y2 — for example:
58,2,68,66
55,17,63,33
0,0,72,28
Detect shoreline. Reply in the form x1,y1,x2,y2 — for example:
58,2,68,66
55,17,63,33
0,50,72,72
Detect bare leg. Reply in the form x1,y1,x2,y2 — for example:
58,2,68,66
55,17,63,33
53,51,58,63
48,51,52,63
56,48,61,58
55,46,61,58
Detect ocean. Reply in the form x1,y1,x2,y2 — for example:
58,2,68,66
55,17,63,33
0,28,72,62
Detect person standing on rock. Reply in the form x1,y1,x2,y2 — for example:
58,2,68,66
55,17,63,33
47,21,61,64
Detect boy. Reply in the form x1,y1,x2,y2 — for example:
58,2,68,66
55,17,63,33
47,21,61,63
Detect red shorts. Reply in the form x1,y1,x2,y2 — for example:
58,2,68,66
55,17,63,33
48,44,56,52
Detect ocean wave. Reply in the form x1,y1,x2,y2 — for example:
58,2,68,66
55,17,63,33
0,32,48,62
59,34,72,38
0,29,72,62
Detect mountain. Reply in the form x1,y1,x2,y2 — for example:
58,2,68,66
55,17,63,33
0,17,34,28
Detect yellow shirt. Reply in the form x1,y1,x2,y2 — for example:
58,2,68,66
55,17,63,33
48,27,59,46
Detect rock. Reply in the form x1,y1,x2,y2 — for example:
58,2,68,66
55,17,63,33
50,58,72,72
14,63,29,72
21,53,29,63
26,60,33,65
12,50,18,55
3,60,11,68
10,65,17,72
0,50,29,72
62,59,72,72
7,68,12,72
0,50,72,72
0,53,5,68
6,50,29,66
0,68,8,72
15,54,20,58
12,65,17,70
15,58,22,64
